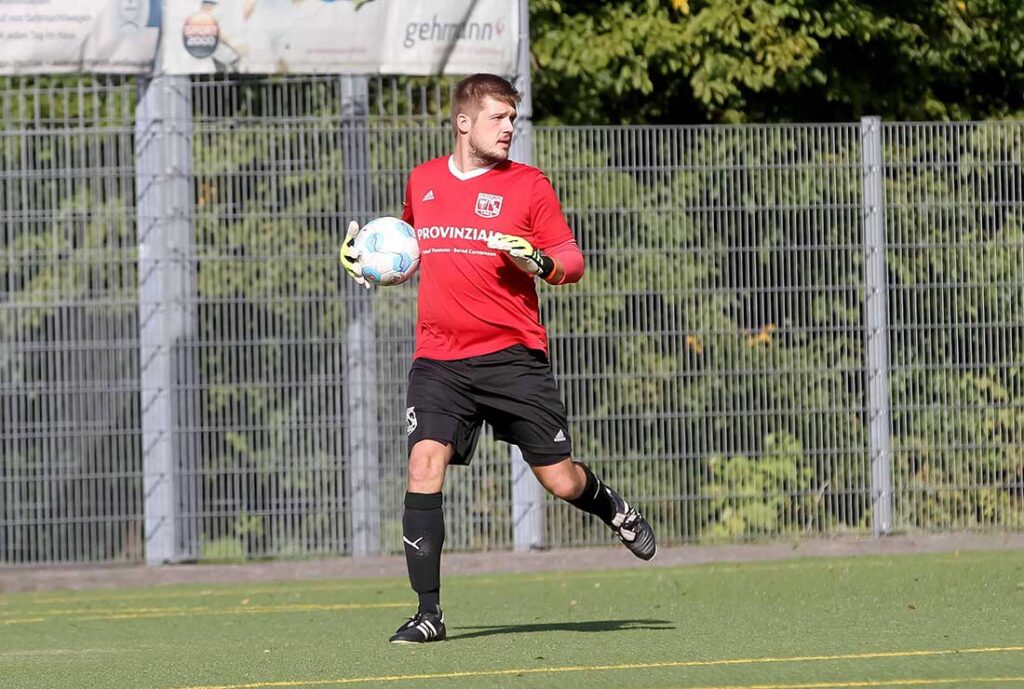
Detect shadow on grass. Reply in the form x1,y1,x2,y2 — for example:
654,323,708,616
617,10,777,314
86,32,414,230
448,619,675,641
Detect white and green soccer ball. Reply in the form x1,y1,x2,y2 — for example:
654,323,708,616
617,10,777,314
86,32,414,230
354,216,420,286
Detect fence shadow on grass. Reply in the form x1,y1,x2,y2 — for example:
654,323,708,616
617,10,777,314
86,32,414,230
448,619,675,641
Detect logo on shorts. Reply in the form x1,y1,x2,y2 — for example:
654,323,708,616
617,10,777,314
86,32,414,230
406,406,418,435
553,429,567,442
475,193,503,218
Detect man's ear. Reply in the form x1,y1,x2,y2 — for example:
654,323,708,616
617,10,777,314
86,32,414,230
456,112,472,135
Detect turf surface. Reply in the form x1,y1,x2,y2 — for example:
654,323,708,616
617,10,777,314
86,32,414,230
2,549,1024,689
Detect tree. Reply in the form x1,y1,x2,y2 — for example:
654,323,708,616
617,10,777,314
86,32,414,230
530,0,1024,124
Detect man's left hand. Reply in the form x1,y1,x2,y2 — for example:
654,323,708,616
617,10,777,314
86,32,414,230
340,220,372,290
487,233,555,279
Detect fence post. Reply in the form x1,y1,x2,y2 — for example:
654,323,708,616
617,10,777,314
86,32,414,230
508,0,545,551
510,447,544,550
860,116,894,536
340,75,381,557
136,76,196,564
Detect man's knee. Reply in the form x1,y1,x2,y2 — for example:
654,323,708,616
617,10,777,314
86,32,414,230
532,458,585,500
407,439,452,491
544,477,581,500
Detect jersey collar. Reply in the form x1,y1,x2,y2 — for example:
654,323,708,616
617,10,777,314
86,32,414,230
447,155,498,181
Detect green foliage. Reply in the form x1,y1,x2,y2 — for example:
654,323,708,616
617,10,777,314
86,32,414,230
531,0,1024,124
0,75,134,129
704,432,818,538
531,0,696,123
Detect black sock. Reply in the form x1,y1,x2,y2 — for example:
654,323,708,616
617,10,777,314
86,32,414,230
402,491,444,614
565,462,618,525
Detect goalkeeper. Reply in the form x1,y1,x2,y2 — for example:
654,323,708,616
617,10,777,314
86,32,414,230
340,73,656,645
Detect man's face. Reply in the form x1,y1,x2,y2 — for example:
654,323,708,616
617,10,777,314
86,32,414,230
465,96,516,165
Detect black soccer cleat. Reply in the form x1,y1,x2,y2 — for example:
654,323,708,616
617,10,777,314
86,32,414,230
389,608,446,644
608,490,657,561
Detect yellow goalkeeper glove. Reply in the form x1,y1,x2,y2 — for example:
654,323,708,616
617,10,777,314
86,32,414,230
339,220,371,290
486,233,555,279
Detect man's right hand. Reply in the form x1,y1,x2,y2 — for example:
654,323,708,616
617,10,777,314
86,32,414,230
339,220,371,290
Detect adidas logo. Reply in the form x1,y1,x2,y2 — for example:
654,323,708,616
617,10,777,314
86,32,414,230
422,189,435,202
553,429,566,442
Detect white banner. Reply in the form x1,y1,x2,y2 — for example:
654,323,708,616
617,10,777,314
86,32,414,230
0,0,161,74
160,0,518,76
378,0,518,76
0,0,518,76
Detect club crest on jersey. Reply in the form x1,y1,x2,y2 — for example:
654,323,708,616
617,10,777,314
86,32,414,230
475,193,503,218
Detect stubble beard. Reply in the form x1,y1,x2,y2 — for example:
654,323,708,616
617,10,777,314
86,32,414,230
469,136,510,167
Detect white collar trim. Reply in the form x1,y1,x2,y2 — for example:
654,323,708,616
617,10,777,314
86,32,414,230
448,155,497,181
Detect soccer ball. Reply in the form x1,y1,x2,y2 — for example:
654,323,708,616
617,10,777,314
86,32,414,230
354,217,420,286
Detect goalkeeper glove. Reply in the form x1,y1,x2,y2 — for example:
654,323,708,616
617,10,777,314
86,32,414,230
339,220,371,290
486,233,555,279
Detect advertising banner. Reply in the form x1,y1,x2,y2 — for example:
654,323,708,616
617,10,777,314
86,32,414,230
0,0,518,76
161,0,518,76
379,0,518,76
0,0,161,74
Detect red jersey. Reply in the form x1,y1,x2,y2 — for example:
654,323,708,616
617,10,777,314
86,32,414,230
402,155,577,360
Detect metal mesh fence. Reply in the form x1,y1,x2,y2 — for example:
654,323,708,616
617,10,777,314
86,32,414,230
883,123,1024,531
538,125,871,546
2,75,1023,565
1,77,142,563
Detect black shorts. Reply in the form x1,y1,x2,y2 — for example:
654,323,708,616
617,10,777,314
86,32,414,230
406,345,573,466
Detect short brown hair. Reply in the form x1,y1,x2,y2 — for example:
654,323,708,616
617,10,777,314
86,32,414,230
451,74,520,129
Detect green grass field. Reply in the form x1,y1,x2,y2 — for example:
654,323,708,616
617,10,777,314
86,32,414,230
3,550,1024,689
